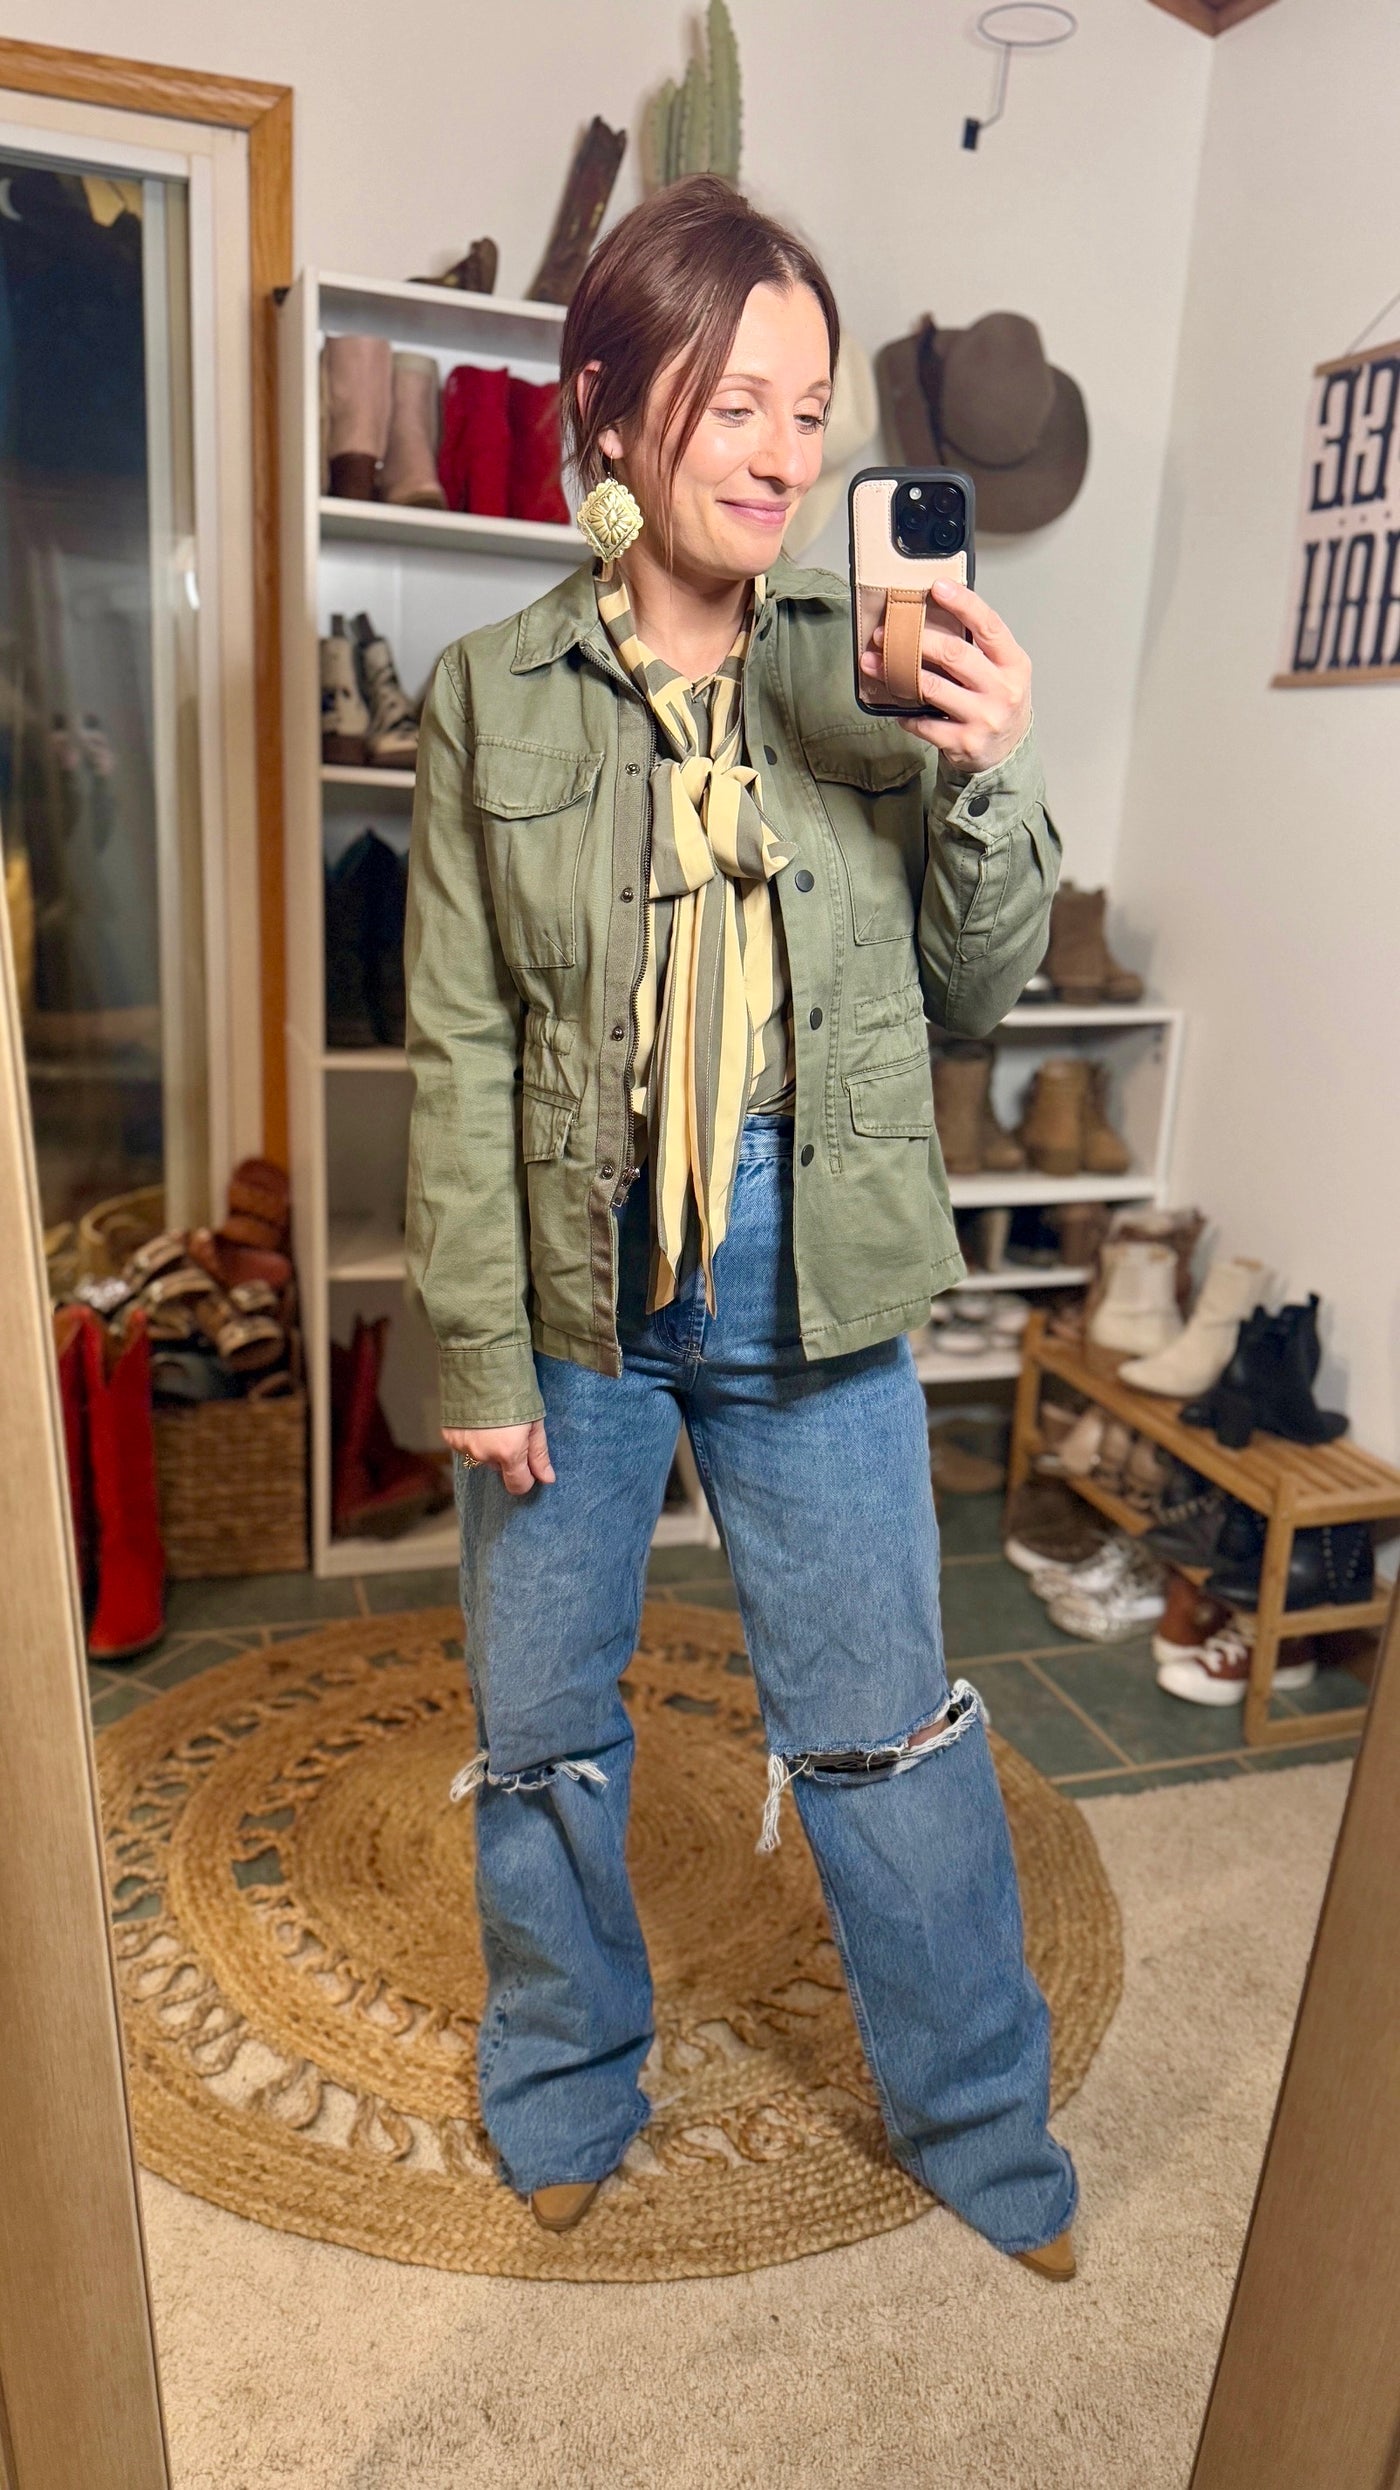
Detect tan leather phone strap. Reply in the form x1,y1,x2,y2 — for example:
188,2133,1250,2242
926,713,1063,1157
882,586,927,706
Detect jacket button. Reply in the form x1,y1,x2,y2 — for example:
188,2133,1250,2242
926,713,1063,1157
600,1161,616,1180
620,885,635,902
966,793,990,815
800,1143,815,1166
625,761,642,775
763,744,778,764
809,1006,823,1029
794,869,815,892
610,1021,626,1040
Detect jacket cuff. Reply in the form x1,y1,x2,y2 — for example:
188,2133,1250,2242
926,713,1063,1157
438,1340,545,1431
938,718,1045,847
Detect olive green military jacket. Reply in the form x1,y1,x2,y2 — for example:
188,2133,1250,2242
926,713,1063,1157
404,555,1059,1429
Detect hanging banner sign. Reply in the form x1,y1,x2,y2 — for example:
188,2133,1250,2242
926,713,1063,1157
1274,336,1400,687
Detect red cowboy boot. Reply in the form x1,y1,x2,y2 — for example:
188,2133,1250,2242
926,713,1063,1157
438,363,511,516
53,1301,93,1595
507,375,569,525
331,1315,444,1538
84,1305,166,1661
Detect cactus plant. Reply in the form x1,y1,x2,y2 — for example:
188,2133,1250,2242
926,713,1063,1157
645,1,743,191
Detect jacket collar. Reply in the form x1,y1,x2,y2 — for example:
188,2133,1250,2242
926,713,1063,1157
510,554,845,674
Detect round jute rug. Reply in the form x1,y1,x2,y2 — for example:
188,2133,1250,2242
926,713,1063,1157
96,1604,1121,2283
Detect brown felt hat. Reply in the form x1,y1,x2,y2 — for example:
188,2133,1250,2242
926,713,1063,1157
875,311,1088,534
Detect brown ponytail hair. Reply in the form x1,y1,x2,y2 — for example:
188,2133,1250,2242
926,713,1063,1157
560,175,839,511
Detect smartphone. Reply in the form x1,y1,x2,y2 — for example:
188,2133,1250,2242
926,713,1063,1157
848,466,976,717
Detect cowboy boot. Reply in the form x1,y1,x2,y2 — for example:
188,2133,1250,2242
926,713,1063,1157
324,833,380,1049
351,614,418,770
438,362,512,516
53,1301,93,1597
1082,1063,1131,1176
380,352,447,508
507,373,570,525
331,1317,437,1538
1120,1257,1267,1399
320,617,370,766
322,334,393,500
363,832,409,1047
1019,1059,1088,1176
84,1307,166,1661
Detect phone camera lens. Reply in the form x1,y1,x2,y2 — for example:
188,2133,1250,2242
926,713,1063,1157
930,482,962,518
931,516,962,552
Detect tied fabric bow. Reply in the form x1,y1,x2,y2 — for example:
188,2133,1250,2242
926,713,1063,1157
648,747,793,1308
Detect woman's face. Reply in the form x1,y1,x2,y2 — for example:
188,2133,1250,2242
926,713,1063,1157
608,281,832,582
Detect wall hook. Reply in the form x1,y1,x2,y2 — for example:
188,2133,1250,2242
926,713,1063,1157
963,4,1078,150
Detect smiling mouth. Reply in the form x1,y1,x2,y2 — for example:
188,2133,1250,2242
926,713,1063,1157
720,499,790,525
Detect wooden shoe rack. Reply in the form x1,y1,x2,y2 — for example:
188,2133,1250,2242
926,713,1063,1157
1007,1310,1400,1747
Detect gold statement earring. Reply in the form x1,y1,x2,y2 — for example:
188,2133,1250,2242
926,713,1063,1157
576,459,644,563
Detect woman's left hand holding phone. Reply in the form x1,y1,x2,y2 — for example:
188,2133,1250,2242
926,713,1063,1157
861,578,1032,773
442,1422,556,1495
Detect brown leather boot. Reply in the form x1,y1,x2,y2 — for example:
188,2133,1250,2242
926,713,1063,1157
1082,1064,1131,1176
1019,1059,1088,1175
531,2181,601,2233
322,334,392,500
1046,884,1142,1004
1016,2226,1077,2281
1050,1201,1110,1272
932,1042,991,1175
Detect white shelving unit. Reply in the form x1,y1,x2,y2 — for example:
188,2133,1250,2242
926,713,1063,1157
280,269,722,1578
918,998,1185,1385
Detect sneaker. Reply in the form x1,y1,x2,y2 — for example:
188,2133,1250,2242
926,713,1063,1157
1030,1532,1143,1600
1043,1548,1167,1640
1157,1624,1318,1707
1003,1481,1107,1576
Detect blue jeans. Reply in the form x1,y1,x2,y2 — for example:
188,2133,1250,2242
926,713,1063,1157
454,1114,1076,2255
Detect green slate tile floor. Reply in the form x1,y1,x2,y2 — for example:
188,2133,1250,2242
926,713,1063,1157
85,1500,1369,1792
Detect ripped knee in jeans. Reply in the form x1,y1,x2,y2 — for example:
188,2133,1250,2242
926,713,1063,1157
757,1680,987,1853
448,1751,609,1804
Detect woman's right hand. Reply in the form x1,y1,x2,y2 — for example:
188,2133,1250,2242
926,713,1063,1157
442,1421,556,1497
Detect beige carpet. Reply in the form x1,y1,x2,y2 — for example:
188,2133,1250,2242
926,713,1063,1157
141,1763,1349,2490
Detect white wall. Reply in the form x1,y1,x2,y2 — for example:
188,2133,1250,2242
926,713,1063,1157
1114,0,1400,1456
13,0,1209,883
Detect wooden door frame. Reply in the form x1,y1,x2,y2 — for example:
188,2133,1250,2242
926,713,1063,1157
0,39,293,1163
0,885,169,2479
1191,1585,1400,2485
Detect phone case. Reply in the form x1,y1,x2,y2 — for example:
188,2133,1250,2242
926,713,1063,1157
848,467,976,716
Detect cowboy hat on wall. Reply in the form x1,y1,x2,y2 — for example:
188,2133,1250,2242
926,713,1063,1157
876,311,1089,533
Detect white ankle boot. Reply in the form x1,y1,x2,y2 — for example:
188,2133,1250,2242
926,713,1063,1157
1088,1242,1182,1357
1119,1257,1267,1397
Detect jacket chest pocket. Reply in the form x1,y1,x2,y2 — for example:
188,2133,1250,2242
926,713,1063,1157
806,729,926,945
473,738,604,970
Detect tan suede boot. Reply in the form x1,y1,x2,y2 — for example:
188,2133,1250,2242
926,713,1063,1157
1019,1059,1088,1176
1046,884,1143,1005
322,334,392,500
1081,1064,1131,1176
380,352,447,508
1050,1200,1110,1272
932,1042,991,1175
981,1083,1027,1172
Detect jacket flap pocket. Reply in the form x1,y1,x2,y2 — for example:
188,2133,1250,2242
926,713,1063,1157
805,728,925,795
521,1088,577,1164
853,981,925,1034
474,739,602,819
844,1051,934,1138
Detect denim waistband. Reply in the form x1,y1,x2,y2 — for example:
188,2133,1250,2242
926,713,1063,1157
738,1111,795,1161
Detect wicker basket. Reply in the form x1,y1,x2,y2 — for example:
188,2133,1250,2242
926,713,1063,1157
154,1389,308,1578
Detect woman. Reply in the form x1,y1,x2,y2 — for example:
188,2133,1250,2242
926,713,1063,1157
405,176,1075,2275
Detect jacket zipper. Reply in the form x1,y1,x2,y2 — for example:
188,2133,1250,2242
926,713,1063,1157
578,635,654,1210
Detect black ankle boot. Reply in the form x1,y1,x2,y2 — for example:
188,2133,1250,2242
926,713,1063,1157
324,832,378,1049
1181,1300,1346,1449
1207,1520,1374,1611
1144,1462,1228,1568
